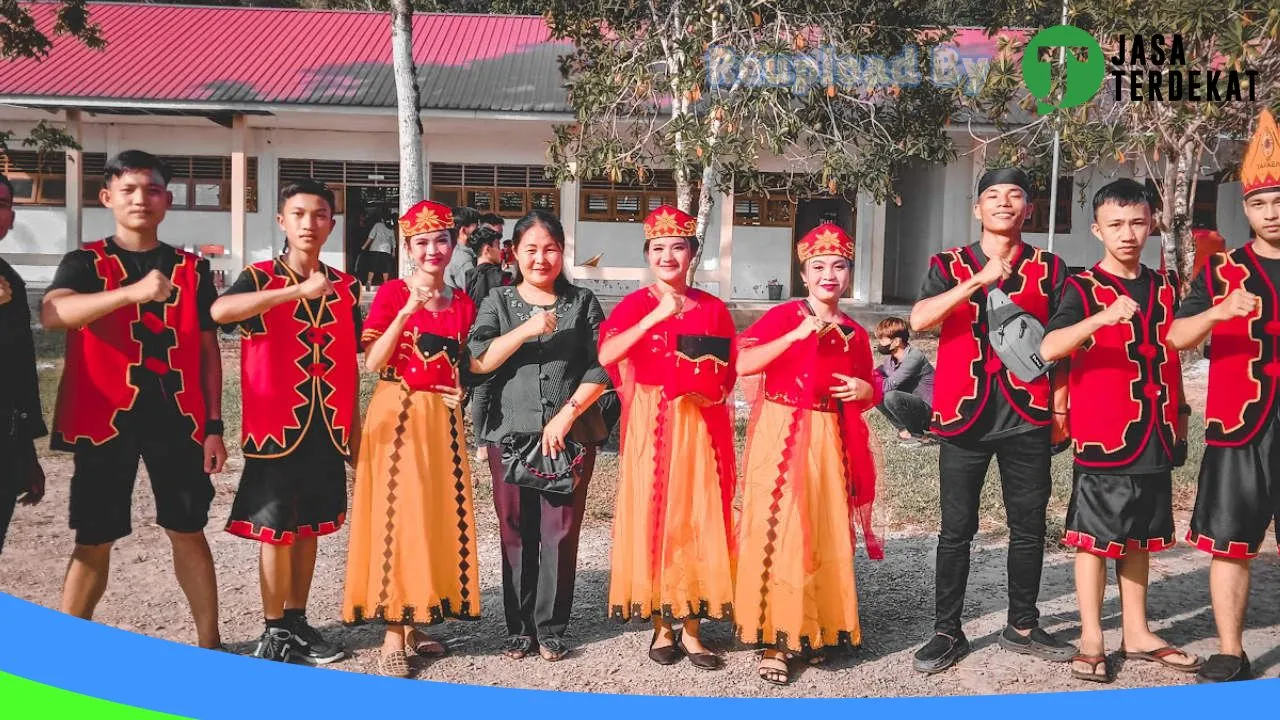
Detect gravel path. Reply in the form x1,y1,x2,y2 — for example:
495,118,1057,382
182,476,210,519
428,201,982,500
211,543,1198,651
4,451,1279,698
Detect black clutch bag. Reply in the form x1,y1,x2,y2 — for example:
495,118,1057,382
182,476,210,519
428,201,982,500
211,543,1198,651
500,432,585,496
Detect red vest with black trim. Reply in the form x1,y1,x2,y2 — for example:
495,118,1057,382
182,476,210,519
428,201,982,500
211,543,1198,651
1203,246,1280,447
1066,267,1181,468
51,239,207,450
931,243,1062,437
237,260,360,459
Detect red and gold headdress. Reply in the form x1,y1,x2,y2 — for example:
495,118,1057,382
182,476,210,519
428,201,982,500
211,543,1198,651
1242,108,1280,199
643,205,697,241
399,200,453,238
797,222,854,263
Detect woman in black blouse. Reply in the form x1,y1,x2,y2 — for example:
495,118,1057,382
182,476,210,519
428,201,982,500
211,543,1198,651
468,210,609,662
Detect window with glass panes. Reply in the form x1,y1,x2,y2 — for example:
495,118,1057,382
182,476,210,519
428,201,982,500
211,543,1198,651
429,164,558,218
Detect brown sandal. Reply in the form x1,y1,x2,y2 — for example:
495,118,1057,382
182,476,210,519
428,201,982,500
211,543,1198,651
1070,653,1112,684
378,649,412,678
758,652,791,686
405,628,448,658
1122,646,1203,673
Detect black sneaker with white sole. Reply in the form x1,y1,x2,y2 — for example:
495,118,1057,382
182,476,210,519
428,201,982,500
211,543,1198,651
286,615,346,665
252,628,295,663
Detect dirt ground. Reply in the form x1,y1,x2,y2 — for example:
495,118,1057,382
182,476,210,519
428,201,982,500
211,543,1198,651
7,338,1280,697
4,447,1280,698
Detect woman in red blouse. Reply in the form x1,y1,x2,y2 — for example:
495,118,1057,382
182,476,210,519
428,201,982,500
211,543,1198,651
342,200,480,678
734,223,884,686
598,205,737,671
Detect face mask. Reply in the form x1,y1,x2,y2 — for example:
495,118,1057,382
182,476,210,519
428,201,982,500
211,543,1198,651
876,343,894,355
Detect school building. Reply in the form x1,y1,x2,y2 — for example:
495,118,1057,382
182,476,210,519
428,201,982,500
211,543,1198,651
0,3,1253,301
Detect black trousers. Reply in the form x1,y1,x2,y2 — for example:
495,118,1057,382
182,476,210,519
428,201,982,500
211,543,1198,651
0,437,30,556
877,390,932,436
934,427,1051,635
487,444,595,641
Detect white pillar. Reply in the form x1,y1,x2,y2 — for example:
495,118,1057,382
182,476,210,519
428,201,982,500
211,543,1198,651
421,131,431,203
230,114,248,269
561,163,579,268
64,109,83,250
717,190,733,300
854,191,878,304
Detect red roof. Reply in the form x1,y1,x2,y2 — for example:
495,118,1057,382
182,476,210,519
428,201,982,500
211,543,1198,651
1,3,1019,115
1,2,573,112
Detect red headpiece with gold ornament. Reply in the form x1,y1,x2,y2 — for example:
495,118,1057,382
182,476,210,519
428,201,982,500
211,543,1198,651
797,222,854,263
1242,108,1280,199
643,205,697,242
399,200,454,238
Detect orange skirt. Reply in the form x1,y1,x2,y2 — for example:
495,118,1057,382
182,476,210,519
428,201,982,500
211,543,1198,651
608,384,735,622
734,399,860,653
342,381,480,625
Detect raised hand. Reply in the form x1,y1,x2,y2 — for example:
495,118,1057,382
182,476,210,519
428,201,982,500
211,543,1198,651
298,271,334,300
1099,295,1140,326
974,256,1012,287
519,310,558,340
1212,289,1260,322
130,269,174,304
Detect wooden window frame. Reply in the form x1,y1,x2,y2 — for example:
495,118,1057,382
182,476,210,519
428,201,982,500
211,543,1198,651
1024,177,1073,234
429,164,558,219
1,151,66,207
577,171,695,224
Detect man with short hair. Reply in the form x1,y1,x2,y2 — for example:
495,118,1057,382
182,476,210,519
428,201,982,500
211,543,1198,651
0,172,46,556
1167,108,1280,684
465,226,506,303
872,316,935,446
42,150,226,649
478,212,505,236
445,206,481,291
909,167,1074,674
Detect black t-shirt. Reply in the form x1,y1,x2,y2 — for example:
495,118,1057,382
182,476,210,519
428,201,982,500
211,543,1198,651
48,238,218,331
0,257,47,444
221,263,362,345
1046,268,1173,474
1177,254,1280,318
919,242,1068,441
46,238,217,416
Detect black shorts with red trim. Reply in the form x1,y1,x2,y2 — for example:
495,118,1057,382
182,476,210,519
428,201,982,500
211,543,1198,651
1062,469,1174,559
226,421,347,545
1188,415,1280,559
68,405,213,547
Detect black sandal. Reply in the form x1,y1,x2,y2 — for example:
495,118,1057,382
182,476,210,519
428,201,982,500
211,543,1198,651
538,636,569,662
503,635,535,660
649,628,683,665
676,630,723,671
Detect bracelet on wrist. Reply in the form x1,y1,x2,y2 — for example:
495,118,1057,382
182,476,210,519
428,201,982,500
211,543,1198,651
205,419,225,436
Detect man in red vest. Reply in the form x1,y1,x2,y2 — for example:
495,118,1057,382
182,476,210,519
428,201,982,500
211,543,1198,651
212,180,361,666
909,167,1074,673
42,150,226,649
1168,108,1280,684
1041,179,1200,683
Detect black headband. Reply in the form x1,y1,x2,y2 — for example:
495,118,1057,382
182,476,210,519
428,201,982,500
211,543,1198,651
977,168,1032,198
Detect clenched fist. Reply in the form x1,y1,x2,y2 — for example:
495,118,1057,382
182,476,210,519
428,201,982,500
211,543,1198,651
1211,289,1260,322
298,271,334,300
130,269,173,304
1098,296,1140,326
974,257,1012,287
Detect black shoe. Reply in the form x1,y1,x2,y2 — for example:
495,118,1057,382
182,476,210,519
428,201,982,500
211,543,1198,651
252,628,295,663
286,615,346,665
913,632,970,674
648,628,684,666
1196,653,1252,683
676,632,724,671
998,625,1075,663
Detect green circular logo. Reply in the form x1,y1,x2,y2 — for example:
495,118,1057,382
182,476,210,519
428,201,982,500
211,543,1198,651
1022,25,1105,113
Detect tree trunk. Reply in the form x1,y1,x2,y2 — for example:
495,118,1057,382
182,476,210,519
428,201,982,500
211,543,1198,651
1169,139,1194,285
391,0,424,277
688,165,715,286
